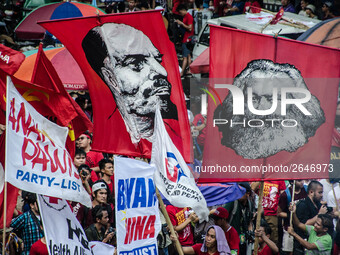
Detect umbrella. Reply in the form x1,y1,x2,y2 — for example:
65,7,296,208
23,0,60,12
14,47,87,91
15,2,105,40
190,48,210,74
297,17,340,49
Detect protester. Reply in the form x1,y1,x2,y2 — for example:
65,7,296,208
85,205,115,244
210,207,240,255
174,4,194,77
288,204,333,254
254,222,279,255
321,2,336,20
181,225,231,255
277,180,307,254
0,227,22,255
74,148,87,169
29,237,48,255
294,181,328,255
166,205,198,246
10,193,44,255
305,5,318,19
99,158,115,194
280,0,296,12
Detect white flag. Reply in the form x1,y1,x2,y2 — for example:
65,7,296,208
5,77,91,207
90,242,115,255
115,157,161,255
151,108,209,221
37,195,93,255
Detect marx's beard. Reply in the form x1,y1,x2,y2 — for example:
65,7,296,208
215,95,325,159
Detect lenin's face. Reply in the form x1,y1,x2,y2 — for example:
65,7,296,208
102,52,173,142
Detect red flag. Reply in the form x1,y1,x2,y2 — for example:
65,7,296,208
30,44,93,156
38,11,191,161
0,44,25,76
0,134,19,228
199,26,340,182
270,8,284,25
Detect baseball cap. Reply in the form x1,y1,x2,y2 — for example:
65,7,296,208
212,207,229,219
92,182,107,193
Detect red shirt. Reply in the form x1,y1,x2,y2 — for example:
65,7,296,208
193,243,220,255
30,239,48,255
225,226,240,252
182,12,194,43
243,1,261,13
86,150,104,169
166,205,194,246
261,181,286,216
257,244,273,255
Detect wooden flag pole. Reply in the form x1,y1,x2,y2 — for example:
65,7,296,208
289,180,296,227
2,181,8,255
156,188,184,255
332,183,339,212
254,181,264,255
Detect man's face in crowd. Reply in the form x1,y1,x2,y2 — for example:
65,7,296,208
128,0,136,9
77,135,90,150
312,185,323,203
102,163,114,177
74,154,86,168
98,210,109,227
205,228,217,248
95,189,107,204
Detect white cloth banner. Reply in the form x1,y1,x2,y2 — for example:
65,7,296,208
151,108,209,222
90,241,115,255
115,157,161,255
5,77,91,207
37,195,93,255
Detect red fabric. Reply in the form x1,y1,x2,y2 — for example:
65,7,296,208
243,1,261,13
30,239,48,255
271,8,284,24
39,11,191,162
261,181,286,216
182,12,194,43
200,26,340,182
30,44,93,157
0,44,25,76
166,205,194,246
190,48,209,74
91,170,99,183
192,243,220,255
86,150,104,169
225,226,240,252
0,134,19,228
257,244,273,255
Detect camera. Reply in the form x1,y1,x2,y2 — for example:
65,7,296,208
327,206,333,213
108,227,115,234
245,230,255,243
80,169,88,177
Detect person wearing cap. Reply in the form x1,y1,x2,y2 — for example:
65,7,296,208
76,180,114,229
77,131,104,182
322,2,335,20
180,225,231,255
211,207,239,255
305,4,318,19
224,182,255,255
10,193,43,255
82,23,178,146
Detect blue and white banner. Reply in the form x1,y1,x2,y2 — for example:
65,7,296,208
151,108,209,222
115,157,161,255
5,77,91,207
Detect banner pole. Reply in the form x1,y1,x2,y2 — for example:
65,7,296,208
253,181,264,255
332,183,339,212
289,180,296,227
156,187,184,255
2,181,7,255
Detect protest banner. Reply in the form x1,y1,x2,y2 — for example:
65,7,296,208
90,241,115,255
38,11,191,162
37,195,93,255
115,157,161,255
5,77,91,206
151,108,209,222
199,25,340,182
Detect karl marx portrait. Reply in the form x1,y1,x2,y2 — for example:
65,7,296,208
82,23,178,144
214,59,325,159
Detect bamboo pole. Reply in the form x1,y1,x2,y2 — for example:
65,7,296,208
156,188,184,255
332,183,339,212
253,181,264,255
2,181,7,255
289,180,296,227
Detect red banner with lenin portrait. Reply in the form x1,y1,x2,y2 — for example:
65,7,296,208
38,11,191,161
